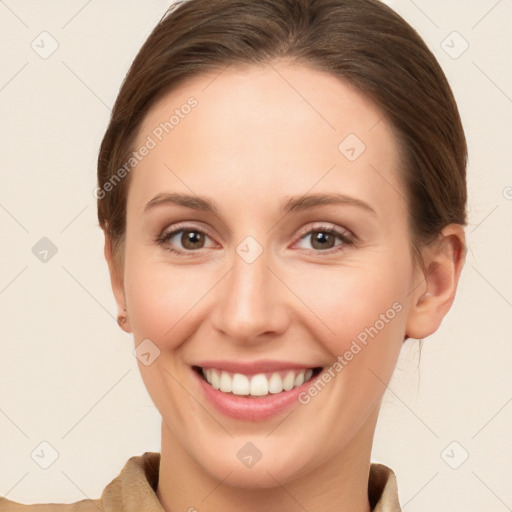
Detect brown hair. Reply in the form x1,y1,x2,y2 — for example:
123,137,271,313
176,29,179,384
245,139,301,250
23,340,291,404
97,0,467,273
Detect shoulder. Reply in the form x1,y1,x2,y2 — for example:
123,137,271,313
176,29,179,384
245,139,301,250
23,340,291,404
369,462,402,512
0,451,161,512
0,497,101,511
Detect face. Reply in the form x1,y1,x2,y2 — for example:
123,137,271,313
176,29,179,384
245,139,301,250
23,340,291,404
113,61,422,488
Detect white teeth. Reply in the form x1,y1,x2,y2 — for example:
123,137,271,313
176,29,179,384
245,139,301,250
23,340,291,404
219,371,232,392
211,369,220,390
250,374,269,396
231,373,250,395
282,371,295,391
201,367,316,397
268,373,283,393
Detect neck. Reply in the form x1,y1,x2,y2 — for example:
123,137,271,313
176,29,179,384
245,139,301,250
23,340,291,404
156,409,379,512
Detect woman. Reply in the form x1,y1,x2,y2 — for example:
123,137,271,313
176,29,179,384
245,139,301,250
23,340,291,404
0,0,467,510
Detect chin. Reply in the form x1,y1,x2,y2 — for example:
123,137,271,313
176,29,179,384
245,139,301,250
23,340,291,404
195,440,315,490
209,459,301,490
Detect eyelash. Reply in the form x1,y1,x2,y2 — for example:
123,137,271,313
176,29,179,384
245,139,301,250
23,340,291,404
155,223,356,257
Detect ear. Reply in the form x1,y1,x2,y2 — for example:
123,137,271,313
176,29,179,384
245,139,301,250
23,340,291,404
103,231,132,333
405,224,466,340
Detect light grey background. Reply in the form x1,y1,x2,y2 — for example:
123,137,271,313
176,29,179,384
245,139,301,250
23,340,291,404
0,0,511,509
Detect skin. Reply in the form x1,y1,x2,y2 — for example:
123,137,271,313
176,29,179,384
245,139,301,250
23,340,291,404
104,60,465,512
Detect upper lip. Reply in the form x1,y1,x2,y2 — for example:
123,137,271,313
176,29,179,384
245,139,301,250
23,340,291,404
193,359,321,374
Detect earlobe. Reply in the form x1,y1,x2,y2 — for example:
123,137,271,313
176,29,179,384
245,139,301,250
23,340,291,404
103,231,132,333
405,224,466,340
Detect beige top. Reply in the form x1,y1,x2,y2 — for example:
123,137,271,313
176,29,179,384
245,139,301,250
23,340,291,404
0,452,402,511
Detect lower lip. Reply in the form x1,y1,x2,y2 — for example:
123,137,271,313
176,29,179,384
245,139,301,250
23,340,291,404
192,368,320,421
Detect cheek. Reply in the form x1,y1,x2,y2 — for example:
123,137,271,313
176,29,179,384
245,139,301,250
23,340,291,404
123,224,413,359
123,243,203,345
294,261,408,353
288,263,408,436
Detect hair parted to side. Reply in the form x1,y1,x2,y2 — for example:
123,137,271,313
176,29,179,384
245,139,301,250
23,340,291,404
97,0,467,275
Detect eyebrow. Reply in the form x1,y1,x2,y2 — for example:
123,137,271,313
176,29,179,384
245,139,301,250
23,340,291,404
143,192,377,216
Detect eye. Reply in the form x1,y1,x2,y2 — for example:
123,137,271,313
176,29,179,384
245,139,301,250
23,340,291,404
294,224,355,255
156,225,217,255
156,222,355,257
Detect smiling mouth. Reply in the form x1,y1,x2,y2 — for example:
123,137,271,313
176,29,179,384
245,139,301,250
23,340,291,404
192,366,323,398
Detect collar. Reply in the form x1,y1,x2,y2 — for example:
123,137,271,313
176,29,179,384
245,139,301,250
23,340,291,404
100,452,402,512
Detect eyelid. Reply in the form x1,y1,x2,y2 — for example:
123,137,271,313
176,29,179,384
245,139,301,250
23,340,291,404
160,221,215,240
287,222,356,258
156,222,219,252
293,222,355,244
157,221,356,255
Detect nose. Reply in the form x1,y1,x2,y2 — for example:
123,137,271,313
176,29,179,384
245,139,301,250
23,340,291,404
210,241,290,345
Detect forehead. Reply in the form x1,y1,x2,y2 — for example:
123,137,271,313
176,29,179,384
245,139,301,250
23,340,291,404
129,61,406,220
139,60,388,144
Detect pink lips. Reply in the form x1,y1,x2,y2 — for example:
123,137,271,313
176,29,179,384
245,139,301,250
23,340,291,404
191,359,322,422
194,359,316,375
